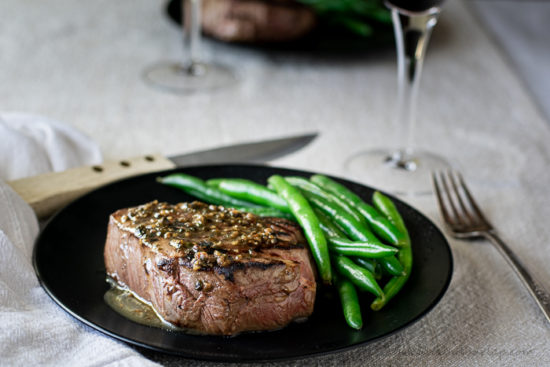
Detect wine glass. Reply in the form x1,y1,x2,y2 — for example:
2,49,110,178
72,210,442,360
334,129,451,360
345,0,449,195
143,0,237,93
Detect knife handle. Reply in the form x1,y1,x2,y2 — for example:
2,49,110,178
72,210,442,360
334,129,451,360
7,154,176,219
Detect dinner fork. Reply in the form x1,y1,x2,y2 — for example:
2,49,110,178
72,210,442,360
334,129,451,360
432,171,550,324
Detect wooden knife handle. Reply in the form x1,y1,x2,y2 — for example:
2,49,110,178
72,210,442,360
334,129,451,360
7,154,176,219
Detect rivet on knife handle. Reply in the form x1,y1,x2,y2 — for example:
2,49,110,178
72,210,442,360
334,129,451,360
7,154,175,219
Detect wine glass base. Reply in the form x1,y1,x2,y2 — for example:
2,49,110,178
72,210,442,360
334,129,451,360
143,62,236,93
344,149,451,196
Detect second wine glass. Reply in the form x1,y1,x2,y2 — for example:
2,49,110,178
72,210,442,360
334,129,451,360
345,0,449,195
143,0,237,93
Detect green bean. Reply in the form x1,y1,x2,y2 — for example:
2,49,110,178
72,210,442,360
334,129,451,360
206,178,290,213
311,174,406,246
316,207,398,267
353,257,382,280
158,174,259,208
334,255,384,298
371,271,409,311
334,274,362,330
378,254,404,276
304,193,380,246
371,191,412,311
328,237,397,258
286,176,366,226
359,204,407,246
232,206,294,220
315,209,347,238
372,191,408,235
268,175,332,285
285,176,327,196
317,209,397,259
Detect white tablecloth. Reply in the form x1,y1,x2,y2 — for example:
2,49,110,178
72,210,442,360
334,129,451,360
1,0,550,365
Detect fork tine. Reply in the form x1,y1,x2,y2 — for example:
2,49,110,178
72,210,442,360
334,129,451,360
456,172,493,228
432,172,456,227
438,171,464,226
447,171,475,225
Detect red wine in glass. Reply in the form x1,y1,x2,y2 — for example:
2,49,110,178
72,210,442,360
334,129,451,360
387,0,444,12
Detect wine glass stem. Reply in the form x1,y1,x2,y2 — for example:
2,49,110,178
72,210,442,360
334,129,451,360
390,5,440,165
182,0,204,75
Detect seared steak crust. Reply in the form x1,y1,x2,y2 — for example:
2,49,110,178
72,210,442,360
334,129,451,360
104,201,316,335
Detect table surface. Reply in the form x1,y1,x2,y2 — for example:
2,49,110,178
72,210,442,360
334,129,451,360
2,0,550,365
470,0,550,125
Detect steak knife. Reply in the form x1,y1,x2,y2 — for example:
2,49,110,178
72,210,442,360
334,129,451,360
7,133,317,219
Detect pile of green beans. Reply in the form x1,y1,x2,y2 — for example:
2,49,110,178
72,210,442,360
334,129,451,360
158,173,412,330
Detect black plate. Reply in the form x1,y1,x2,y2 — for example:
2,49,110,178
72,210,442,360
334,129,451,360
33,165,452,362
165,0,394,54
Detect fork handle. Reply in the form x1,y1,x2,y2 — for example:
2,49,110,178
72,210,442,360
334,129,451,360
483,231,550,323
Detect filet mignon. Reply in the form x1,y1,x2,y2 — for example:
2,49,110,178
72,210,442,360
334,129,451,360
104,200,316,335
201,0,317,42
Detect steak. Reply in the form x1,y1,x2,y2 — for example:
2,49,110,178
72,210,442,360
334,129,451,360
201,0,316,42
104,200,316,335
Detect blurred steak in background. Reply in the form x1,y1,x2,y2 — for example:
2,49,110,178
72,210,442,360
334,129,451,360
202,0,317,42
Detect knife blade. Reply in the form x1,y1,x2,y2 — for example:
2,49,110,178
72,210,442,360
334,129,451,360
7,133,317,219
168,132,317,166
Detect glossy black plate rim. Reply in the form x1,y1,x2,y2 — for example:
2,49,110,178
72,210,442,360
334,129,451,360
33,164,453,362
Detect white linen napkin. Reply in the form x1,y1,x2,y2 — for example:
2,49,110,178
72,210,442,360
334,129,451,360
0,113,159,366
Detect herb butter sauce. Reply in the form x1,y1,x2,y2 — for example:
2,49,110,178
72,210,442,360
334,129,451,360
104,277,181,331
